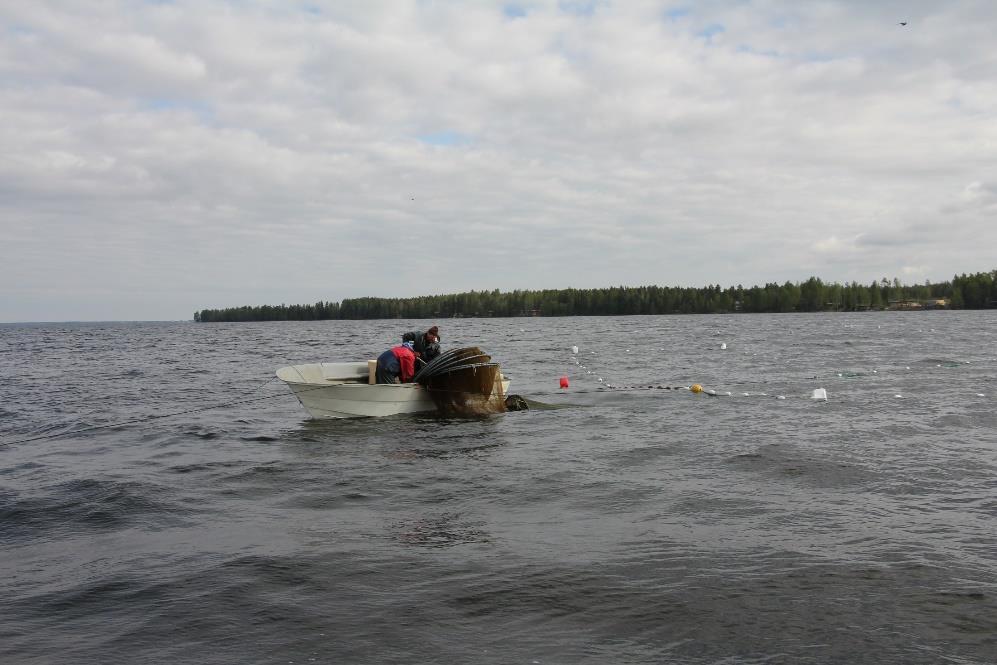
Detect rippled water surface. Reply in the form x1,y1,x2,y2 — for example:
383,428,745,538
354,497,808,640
2,313,996,664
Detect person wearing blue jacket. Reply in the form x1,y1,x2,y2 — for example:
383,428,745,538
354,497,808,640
375,341,417,384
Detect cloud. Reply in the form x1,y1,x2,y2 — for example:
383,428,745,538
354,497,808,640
1,0,996,320
813,235,860,255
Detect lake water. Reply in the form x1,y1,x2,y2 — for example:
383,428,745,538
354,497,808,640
1,313,995,664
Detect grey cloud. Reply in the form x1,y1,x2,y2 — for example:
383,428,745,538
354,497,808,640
1,0,996,320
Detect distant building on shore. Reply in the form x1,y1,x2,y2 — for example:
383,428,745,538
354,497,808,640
887,298,950,311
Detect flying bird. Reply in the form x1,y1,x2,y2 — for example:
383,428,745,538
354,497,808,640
898,21,907,26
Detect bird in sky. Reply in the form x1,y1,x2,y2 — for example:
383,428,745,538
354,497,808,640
899,21,907,26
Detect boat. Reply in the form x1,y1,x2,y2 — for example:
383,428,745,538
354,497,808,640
276,348,511,419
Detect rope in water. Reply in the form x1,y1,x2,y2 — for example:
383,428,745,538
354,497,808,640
0,376,288,447
563,345,983,401
5,349,983,447
564,346,816,400
1,375,516,447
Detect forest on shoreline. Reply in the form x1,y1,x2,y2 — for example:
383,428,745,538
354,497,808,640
194,270,997,322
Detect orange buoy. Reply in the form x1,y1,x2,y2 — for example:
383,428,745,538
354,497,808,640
559,376,570,389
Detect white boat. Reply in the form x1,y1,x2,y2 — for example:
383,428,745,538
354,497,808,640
276,361,511,419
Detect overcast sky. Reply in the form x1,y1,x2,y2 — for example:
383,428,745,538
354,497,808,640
1,1,995,321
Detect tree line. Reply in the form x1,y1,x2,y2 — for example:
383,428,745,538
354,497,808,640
194,270,997,322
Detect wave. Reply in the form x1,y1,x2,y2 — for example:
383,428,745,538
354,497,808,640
0,478,192,542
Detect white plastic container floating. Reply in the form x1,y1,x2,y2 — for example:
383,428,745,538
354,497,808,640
811,388,828,401
571,345,579,354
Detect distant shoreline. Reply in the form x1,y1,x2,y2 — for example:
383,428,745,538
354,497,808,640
3,309,994,326
194,272,996,322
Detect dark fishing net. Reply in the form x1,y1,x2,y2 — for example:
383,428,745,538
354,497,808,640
414,347,507,416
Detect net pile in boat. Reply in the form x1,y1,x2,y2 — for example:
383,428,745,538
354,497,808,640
414,347,507,416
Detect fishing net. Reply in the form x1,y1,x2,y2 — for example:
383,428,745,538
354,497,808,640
414,347,507,416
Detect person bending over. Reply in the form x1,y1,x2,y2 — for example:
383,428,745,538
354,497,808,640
401,325,441,364
375,341,416,384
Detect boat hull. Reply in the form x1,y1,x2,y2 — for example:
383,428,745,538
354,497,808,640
276,362,510,418
284,381,438,418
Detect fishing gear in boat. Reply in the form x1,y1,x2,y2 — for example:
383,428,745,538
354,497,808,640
413,347,492,382
276,348,518,419
414,346,509,416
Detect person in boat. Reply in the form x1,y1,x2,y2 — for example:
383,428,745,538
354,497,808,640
401,325,441,365
375,340,417,384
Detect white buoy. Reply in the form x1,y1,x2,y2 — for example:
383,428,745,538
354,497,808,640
976,393,986,397
894,394,903,399
811,388,828,401
706,389,717,396
720,342,727,350
776,395,786,400
571,345,578,354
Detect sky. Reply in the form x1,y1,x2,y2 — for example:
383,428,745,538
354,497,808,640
1,0,995,321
